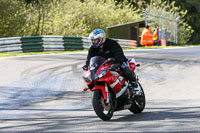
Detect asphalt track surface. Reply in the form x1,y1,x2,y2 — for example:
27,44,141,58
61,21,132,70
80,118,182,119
0,46,200,132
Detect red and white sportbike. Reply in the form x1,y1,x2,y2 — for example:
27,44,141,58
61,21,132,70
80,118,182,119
82,56,145,120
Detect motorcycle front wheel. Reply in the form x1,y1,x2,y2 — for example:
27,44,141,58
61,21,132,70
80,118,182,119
129,82,146,113
92,89,113,121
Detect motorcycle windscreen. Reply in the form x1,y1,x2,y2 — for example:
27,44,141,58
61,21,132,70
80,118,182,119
89,56,105,80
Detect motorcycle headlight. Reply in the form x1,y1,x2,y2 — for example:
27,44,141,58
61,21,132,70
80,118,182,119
95,69,107,80
83,72,92,82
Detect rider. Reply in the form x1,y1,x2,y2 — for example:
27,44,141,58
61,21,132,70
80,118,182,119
82,29,141,93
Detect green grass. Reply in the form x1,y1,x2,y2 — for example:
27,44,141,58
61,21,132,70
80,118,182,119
0,45,199,58
0,50,87,58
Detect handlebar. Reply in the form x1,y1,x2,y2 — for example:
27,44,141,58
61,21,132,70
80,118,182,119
136,64,140,67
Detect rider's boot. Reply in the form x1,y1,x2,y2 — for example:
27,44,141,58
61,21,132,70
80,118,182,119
128,72,142,96
130,82,142,96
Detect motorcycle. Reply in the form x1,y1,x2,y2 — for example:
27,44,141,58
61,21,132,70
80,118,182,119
82,56,145,120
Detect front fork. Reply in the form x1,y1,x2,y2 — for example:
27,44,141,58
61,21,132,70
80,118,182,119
105,84,110,104
92,83,111,104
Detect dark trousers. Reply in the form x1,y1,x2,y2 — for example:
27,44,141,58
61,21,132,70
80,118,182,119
121,62,137,82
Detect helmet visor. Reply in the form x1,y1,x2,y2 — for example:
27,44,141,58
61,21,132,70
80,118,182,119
92,38,103,48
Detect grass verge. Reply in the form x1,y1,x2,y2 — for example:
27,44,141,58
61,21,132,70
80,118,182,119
0,45,199,58
0,50,87,58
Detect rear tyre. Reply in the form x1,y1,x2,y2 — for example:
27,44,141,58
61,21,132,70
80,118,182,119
129,82,146,113
92,89,113,121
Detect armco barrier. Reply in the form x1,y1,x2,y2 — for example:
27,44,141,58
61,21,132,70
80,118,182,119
63,36,84,51
115,39,137,48
0,37,22,53
21,36,44,52
0,35,137,53
42,35,64,51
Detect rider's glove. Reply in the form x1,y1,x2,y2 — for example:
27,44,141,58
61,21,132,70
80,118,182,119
82,64,88,70
108,63,121,71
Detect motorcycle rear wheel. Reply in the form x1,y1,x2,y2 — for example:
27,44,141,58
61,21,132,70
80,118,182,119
129,82,146,113
92,89,113,121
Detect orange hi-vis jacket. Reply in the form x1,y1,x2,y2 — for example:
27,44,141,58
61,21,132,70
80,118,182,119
141,28,154,46
153,29,158,41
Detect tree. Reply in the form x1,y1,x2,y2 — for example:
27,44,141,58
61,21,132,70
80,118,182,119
166,0,200,43
148,0,194,44
0,0,198,44
2,0,141,37
0,0,26,37
114,0,198,44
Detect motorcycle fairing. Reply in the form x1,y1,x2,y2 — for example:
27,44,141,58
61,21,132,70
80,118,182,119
85,56,131,100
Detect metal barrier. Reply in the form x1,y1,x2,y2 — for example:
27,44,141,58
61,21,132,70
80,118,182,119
0,35,137,53
0,37,22,53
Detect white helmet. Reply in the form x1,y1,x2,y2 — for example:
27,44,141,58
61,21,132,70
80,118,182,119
89,29,106,48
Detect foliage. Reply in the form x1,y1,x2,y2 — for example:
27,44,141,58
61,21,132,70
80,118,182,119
148,0,194,44
0,0,199,44
0,0,25,36
166,0,200,43
0,0,141,37
114,0,198,44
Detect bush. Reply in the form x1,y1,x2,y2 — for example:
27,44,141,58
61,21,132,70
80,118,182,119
0,0,141,37
0,0,194,45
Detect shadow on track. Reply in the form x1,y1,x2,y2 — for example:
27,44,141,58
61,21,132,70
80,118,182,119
0,105,200,132
111,106,200,122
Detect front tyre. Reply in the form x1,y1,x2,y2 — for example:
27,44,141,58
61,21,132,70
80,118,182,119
92,89,113,121
129,82,146,113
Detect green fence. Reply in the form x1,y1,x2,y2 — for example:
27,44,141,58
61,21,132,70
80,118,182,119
0,35,137,53
21,36,44,52
63,36,84,51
